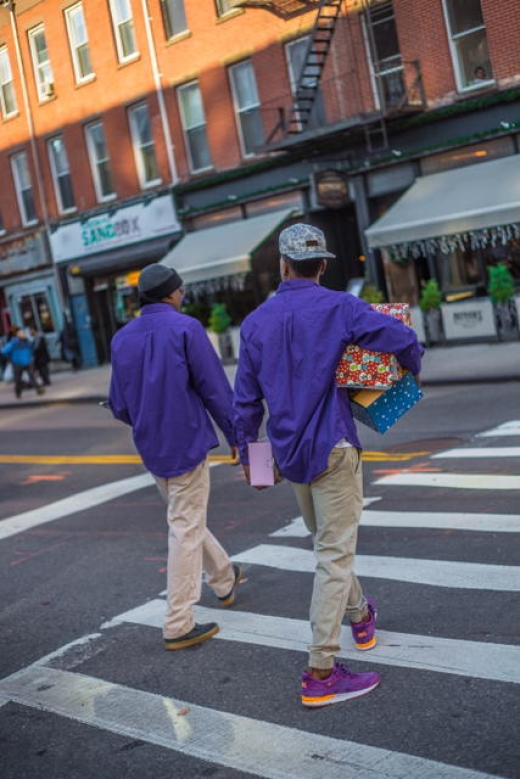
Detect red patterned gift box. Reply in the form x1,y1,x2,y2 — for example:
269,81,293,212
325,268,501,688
335,303,412,389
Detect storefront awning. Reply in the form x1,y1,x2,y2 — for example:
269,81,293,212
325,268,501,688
160,209,295,284
365,155,520,250
68,235,178,277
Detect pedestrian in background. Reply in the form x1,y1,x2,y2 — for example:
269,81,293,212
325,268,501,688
1,328,44,400
109,264,241,651
32,328,51,386
58,315,81,370
233,223,424,707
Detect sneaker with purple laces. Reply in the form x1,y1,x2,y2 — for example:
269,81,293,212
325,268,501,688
301,662,380,708
351,597,377,651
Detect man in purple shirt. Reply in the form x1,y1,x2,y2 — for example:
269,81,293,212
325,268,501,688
109,264,242,651
234,224,423,707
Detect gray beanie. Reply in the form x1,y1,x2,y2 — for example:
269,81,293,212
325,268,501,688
138,264,183,304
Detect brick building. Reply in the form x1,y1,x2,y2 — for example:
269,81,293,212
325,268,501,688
1,0,519,364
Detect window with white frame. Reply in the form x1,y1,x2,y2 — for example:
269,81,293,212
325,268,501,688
48,136,76,213
65,2,93,82
28,25,54,101
444,0,493,90
177,81,212,173
286,37,325,131
109,0,138,63
0,211,5,234
364,0,405,109
128,103,161,187
215,1,234,16
161,0,188,39
11,152,37,225
0,46,17,117
229,60,263,157
85,122,115,201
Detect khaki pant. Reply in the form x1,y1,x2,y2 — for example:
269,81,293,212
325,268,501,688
291,447,366,670
155,458,235,639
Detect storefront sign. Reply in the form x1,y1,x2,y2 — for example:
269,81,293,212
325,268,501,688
50,194,180,263
0,231,49,276
441,299,497,340
313,170,349,209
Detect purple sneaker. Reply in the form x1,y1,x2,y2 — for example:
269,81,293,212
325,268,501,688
351,597,378,651
301,662,380,708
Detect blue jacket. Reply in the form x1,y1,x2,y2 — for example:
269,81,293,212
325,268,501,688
109,303,235,478
234,280,424,484
2,337,34,368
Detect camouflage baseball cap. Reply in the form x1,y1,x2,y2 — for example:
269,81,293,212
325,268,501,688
279,223,336,261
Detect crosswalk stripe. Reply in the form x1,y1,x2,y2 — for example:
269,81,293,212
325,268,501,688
0,665,500,779
232,544,520,591
374,472,520,490
433,448,520,458
107,600,520,685
477,421,520,437
272,511,520,535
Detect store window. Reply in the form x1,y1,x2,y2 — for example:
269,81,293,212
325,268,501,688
229,60,264,157
65,2,93,83
128,102,161,187
11,151,37,226
177,81,212,173
285,36,325,131
28,24,54,101
443,0,493,90
19,292,55,334
109,0,138,63
161,0,188,38
114,273,141,326
0,46,17,118
364,0,405,109
48,136,76,213
85,121,115,201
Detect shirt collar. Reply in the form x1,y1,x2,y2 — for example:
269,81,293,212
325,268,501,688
277,279,320,293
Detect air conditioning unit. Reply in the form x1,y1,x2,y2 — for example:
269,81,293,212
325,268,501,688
42,81,55,98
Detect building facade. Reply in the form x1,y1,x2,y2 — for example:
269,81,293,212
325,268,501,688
1,0,519,363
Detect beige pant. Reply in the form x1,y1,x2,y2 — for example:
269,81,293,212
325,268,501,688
155,458,235,639
291,446,366,670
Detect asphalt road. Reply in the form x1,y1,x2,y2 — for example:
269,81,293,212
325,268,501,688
0,381,519,779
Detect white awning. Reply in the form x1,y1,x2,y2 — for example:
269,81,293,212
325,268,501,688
365,155,520,249
160,209,295,284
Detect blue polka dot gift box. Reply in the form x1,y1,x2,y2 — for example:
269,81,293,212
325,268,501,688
349,372,422,433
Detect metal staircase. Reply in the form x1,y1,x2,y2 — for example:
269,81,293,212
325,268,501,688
285,0,343,134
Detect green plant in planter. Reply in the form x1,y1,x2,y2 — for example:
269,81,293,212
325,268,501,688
209,303,231,334
487,263,515,304
360,283,385,304
419,279,442,312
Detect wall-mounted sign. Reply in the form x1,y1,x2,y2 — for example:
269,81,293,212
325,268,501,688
50,194,180,263
0,231,49,276
441,299,497,340
313,170,350,209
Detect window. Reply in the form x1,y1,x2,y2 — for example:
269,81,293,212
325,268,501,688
0,211,5,235
161,0,188,39
28,25,54,101
109,0,138,62
177,81,212,173
444,0,493,90
229,60,263,156
19,292,56,334
0,46,17,117
128,103,161,187
215,1,234,16
85,122,115,201
286,37,325,131
364,0,405,108
48,136,76,213
65,3,93,82
11,152,37,225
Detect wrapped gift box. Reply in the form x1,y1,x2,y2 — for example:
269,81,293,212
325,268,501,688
349,372,422,433
336,303,412,389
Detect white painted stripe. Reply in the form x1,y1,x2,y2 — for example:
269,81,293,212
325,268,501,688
0,666,499,779
0,473,155,541
477,421,520,437
272,511,520,536
374,472,520,490
433,448,520,458
110,600,520,685
232,544,520,591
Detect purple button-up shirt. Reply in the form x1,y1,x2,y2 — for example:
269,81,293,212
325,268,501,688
233,280,424,484
109,303,235,478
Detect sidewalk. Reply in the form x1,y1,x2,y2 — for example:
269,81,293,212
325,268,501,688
1,341,519,408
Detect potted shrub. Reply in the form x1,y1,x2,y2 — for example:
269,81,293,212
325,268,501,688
487,263,518,340
208,303,234,363
360,283,385,304
419,279,443,344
